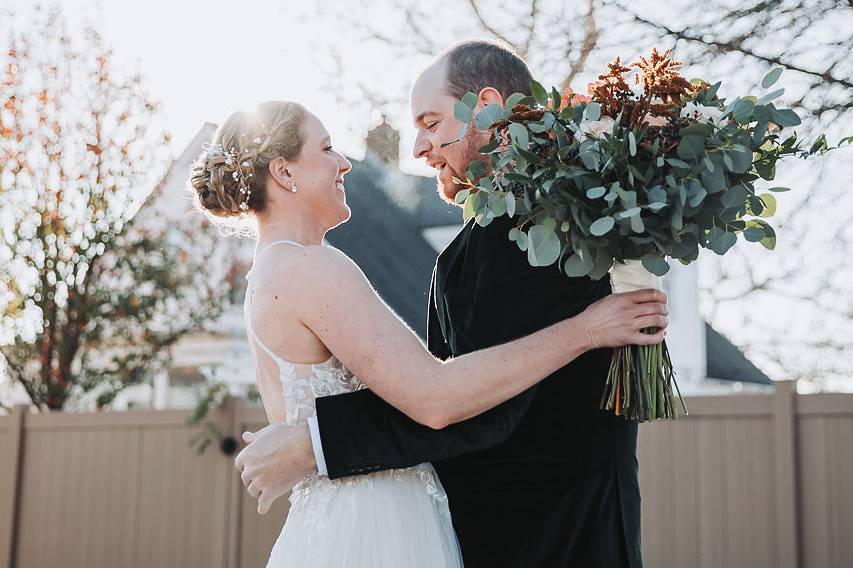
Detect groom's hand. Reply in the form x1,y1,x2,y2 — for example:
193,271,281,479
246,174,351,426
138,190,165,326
234,422,316,515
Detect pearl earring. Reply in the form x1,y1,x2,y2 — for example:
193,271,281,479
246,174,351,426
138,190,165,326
290,182,299,193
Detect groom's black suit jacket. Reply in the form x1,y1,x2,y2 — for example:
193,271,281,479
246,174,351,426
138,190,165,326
315,215,642,568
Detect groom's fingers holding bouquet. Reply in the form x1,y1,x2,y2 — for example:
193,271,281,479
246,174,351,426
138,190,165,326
578,288,669,349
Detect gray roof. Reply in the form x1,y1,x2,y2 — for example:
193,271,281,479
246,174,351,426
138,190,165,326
705,323,772,385
325,156,450,337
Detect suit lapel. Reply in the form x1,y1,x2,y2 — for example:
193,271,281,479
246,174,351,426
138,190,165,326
433,218,475,346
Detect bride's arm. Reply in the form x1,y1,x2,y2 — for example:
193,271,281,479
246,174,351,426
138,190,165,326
284,246,666,429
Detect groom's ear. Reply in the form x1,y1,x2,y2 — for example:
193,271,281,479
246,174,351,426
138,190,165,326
477,87,504,109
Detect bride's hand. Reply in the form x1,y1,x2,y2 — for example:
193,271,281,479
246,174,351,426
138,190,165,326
577,289,669,349
235,423,316,514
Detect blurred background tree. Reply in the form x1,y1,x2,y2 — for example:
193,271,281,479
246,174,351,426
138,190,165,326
0,6,241,411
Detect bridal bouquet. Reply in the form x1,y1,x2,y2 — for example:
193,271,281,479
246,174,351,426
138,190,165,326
451,48,850,422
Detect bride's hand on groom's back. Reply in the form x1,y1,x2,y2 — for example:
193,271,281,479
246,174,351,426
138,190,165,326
577,289,669,349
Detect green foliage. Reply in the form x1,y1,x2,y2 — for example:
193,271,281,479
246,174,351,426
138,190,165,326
452,69,850,281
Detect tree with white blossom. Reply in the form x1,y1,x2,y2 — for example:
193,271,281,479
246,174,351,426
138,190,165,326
0,7,240,411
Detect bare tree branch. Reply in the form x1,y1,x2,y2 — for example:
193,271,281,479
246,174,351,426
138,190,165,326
562,0,598,90
519,0,540,58
620,8,853,90
467,0,518,52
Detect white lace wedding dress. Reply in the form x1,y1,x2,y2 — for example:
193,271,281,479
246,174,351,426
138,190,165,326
244,240,463,568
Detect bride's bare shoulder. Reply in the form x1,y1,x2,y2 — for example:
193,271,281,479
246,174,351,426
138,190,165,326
263,244,365,290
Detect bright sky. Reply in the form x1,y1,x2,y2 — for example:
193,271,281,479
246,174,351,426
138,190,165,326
3,0,435,175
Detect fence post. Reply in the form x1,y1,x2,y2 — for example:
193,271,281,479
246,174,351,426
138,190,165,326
221,396,242,568
773,380,800,568
1,404,27,568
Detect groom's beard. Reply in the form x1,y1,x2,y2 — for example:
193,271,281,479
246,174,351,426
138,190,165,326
437,132,487,206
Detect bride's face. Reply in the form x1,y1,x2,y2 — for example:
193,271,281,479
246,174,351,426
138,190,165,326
288,112,352,228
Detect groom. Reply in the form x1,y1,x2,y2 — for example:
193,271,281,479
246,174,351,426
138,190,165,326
240,40,643,568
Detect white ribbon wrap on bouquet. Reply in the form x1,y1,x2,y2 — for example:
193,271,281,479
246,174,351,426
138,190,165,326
609,259,664,294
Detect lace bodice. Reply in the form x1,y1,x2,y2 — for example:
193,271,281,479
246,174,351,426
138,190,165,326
243,240,364,425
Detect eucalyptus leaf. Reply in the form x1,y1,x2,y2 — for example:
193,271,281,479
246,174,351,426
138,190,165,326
630,214,645,233
505,192,516,217
463,191,481,222
641,254,670,276
454,101,473,123
756,88,785,105
721,185,747,209
677,135,705,160
466,159,488,180
531,80,549,106
526,225,561,267
585,102,601,122
702,166,727,193
753,122,769,146
590,216,615,236
461,92,478,109
758,193,777,217
743,227,765,242
615,207,641,219
586,186,607,199
474,103,504,130
667,158,692,168
564,253,594,277
686,179,707,207
708,228,737,255
762,67,783,88
771,108,801,127
732,99,755,122
487,191,507,216
504,92,526,110
728,145,753,173
759,223,777,250
508,123,530,149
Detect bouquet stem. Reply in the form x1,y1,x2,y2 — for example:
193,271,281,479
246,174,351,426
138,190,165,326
603,260,688,421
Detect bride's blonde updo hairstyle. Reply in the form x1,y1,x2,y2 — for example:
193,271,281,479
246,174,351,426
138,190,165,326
190,101,307,218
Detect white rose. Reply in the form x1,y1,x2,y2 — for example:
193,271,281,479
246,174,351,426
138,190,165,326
702,105,725,126
680,101,703,119
574,116,616,142
681,101,725,126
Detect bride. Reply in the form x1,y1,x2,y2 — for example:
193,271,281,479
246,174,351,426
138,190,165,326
190,101,668,568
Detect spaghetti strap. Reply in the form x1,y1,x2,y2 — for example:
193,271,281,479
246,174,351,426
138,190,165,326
246,318,287,364
254,239,305,264
245,239,306,282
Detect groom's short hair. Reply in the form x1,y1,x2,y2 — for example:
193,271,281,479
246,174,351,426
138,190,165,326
441,40,533,101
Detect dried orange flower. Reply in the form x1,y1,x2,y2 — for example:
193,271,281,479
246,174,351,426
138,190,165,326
587,57,634,117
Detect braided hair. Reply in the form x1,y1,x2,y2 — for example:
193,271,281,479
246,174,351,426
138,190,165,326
190,101,307,218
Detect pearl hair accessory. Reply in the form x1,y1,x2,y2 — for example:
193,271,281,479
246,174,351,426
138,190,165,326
194,130,272,214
